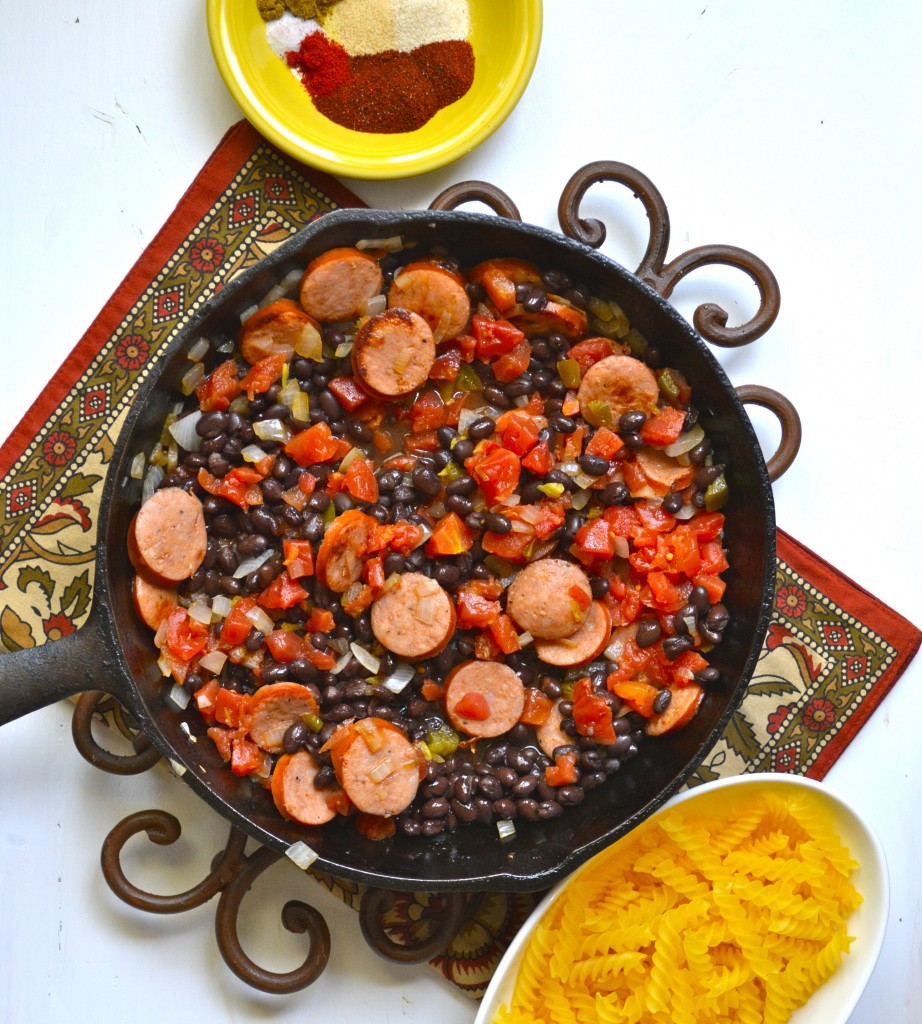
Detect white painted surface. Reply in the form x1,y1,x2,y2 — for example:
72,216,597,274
1,2,919,1021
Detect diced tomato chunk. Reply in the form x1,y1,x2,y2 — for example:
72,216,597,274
196,359,241,413
282,538,315,580
492,339,532,382
344,456,379,503
545,751,579,787
240,352,287,396
471,314,525,359
327,375,368,412
425,512,475,557
455,691,491,720
284,421,351,465
640,407,687,447
257,570,309,610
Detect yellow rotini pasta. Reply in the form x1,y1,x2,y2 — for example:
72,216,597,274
494,787,863,1024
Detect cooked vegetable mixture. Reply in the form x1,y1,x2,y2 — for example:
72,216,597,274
130,239,731,841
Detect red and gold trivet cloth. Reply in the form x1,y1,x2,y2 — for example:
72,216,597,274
1,121,918,998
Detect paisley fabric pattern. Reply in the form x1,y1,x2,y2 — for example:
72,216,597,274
1,121,918,1000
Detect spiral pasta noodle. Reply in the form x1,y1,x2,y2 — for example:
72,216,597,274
494,787,862,1024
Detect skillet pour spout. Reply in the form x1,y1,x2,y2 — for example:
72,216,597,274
0,160,799,894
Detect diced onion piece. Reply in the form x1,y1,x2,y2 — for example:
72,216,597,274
665,424,705,458
432,308,453,344
350,642,381,675
278,379,302,408
187,600,212,625
211,595,233,620
141,465,165,504
328,636,350,655
198,650,228,675
228,394,251,415
285,840,319,870
514,395,531,408
411,523,432,549
331,650,352,675
259,283,288,308
168,758,188,777
241,443,269,465
253,418,291,444
337,445,362,472
294,323,323,361
168,410,203,452
290,390,310,423
245,604,275,636
234,549,274,578
368,754,397,783
334,340,354,359
573,471,595,490
382,663,415,693
673,503,697,520
355,235,403,252
179,721,196,742
354,718,385,752
239,302,259,324
363,293,387,316
279,268,304,295
215,337,235,354
510,519,532,534
130,451,146,480
497,820,517,842
392,349,412,374
166,683,191,711
416,594,437,626
156,652,172,677
186,337,210,362
613,535,631,560
180,361,205,396
559,461,580,475
570,488,591,510
517,631,534,647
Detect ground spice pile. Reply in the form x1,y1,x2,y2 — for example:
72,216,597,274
268,0,476,135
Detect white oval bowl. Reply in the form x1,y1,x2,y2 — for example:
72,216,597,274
475,773,888,1024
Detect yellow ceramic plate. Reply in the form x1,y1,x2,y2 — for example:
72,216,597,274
206,0,542,180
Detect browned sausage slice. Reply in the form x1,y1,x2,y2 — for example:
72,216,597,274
534,600,613,667
370,572,456,659
467,258,543,287
645,683,705,736
329,718,420,817
272,750,343,826
388,261,471,341
505,558,593,640
128,487,207,584
443,660,526,739
315,509,377,592
535,699,570,758
508,298,588,340
299,247,384,323
131,573,178,630
239,299,323,365
633,448,696,493
351,309,436,398
249,682,319,754
578,354,660,427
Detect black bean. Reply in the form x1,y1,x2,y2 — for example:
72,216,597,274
421,798,449,819
445,493,474,516
700,626,724,646
433,563,461,591
662,491,684,514
622,430,644,450
452,775,475,804
261,477,284,503
412,464,441,497
392,485,416,504
420,819,445,837
636,618,662,648
537,800,563,820
482,385,511,409
494,798,518,819
689,585,711,614
250,506,280,536
210,514,237,538
207,453,231,477
504,375,533,398
707,603,729,632
261,663,289,685
581,772,607,790
318,389,343,420
300,512,324,542
451,799,478,823
332,492,354,514
219,576,241,596
477,775,503,801
652,689,672,715
383,551,406,576
557,786,585,806
478,512,511,536
236,533,268,558
283,721,310,754
689,440,712,464
695,666,721,686
618,410,647,433
467,416,496,440
695,464,724,488
200,433,227,455
578,454,610,476
589,576,610,600
452,438,475,463
550,415,577,434
445,475,476,497
346,419,373,443
663,634,694,659
600,480,630,506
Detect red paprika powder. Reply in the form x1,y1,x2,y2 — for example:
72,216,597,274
286,30,351,96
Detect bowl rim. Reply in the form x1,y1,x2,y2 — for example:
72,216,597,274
205,0,544,180
474,772,889,1024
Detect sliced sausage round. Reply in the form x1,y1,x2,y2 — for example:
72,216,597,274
248,682,319,754
239,298,323,365
370,572,455,659
299,247,384,323
508,298,587,340
645,683,705,736
578,354,660,427
505,558,593,640
443,660,526,739
128,487,207,584
534,600,613,668
633,448,696,493
388,261,471,341
535,699,570,758
315,509,377,592
352,308,436,397
131,574,178,630
271,750,343,826
329,718,420,818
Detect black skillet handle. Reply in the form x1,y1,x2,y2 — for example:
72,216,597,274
558,160,781,348
0,606,123,726
428,181,522,220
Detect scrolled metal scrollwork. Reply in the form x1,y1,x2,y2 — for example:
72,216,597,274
558,160,780,347
71,690,161,775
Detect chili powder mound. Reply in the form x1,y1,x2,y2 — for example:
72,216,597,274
304,37,475,134
287,30,352,96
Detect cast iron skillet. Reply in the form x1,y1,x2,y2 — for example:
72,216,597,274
0,163,800,893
